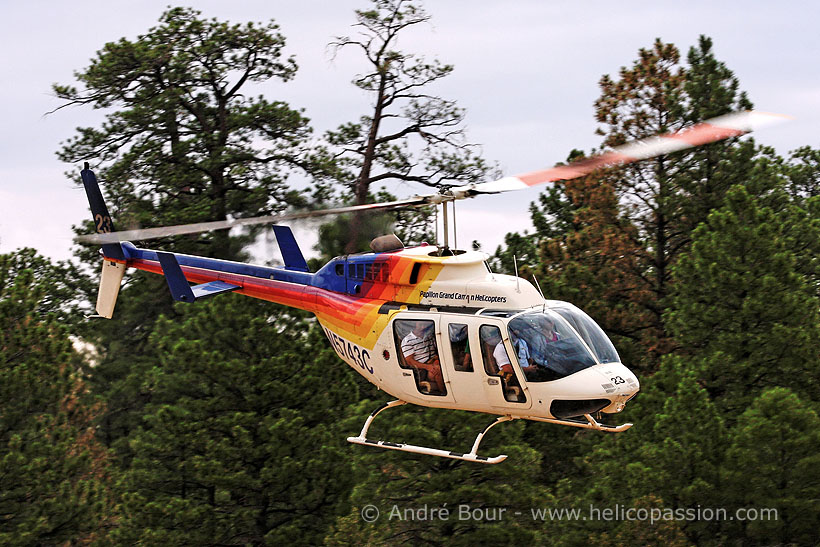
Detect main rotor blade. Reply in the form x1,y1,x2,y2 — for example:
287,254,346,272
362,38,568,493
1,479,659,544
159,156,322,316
451,110,791,195
76,110,789,246
75,196,429,245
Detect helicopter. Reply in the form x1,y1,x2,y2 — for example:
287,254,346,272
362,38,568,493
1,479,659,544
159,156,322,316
77,110,785,464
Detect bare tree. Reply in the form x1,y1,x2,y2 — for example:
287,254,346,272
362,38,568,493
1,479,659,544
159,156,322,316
329,0,494,251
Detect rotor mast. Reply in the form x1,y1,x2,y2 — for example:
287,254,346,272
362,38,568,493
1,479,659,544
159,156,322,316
441,199,449,249
431,191,458,251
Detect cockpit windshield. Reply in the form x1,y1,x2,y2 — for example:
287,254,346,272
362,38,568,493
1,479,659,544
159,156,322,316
507,310,597,382
551,305,620,365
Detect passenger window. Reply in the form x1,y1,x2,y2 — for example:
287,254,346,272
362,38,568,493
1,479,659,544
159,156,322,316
448,324,473,372
393,319,446,396
479,325,526,403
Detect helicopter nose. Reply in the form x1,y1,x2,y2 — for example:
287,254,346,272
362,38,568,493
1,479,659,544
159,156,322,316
544,363,639,419
594,363,639,413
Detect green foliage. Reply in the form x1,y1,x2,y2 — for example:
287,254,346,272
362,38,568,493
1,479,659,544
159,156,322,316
56,6,327,259
501,37,770,373
722,388,820,545
77,269,179,450
0,247,87,325
326,405,550,545
0,251,113,544
112,295,359,545
667,185,820,409
575,357,724,544
58,6,333,455
785,145,820,199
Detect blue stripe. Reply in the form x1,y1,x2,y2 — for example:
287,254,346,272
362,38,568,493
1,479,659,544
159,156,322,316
124,242,314,286
121,243,385,297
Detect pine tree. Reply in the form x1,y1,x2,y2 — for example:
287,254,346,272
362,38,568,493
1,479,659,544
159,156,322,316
667,185,820,410
325,406,549,545
112,295,360,545
785,145,820,200
533,169,652,371
327,0,495,252
508,37,766,372
57,6,330,451
781,152,820,297
722,388,820,545
575,357,725,544
55,6,326,259
670,35,756,238
0,251,114,544
594,37,760,361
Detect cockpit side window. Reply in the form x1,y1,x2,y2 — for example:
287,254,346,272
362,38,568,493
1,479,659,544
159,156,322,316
479,325,525,403
479,325,504,376
448,323,473,372
393,319,447,396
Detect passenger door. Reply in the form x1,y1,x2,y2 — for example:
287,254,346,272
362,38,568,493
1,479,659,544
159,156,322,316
391,315,455,402
437,318,487,410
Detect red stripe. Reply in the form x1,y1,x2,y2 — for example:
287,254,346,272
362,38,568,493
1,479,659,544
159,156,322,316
128,258,378,318
668,123,744,146
517,152,635,185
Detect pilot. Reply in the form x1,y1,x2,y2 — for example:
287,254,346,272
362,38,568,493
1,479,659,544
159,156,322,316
401,321,445,393
529,318,559,370
508,329,538,379
510,330,532,365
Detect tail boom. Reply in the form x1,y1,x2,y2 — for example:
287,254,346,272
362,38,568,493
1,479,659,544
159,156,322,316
115,243,377,318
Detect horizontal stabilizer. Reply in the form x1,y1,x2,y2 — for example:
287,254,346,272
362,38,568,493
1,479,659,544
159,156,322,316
156,251,240,303
191,280,241,299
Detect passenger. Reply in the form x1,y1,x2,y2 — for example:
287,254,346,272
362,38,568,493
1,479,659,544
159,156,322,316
489,333,526,402
449,325,473,371
460,340,472,370
543,318,559,343
401,321,445,393
491,334,515,377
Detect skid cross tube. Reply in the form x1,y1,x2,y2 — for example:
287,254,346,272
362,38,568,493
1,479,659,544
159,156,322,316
347,400,512,464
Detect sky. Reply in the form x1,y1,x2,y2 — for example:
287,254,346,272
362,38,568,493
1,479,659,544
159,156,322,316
0,1,816,264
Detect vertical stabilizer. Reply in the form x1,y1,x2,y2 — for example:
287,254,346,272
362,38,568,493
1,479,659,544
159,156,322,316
96,259,126,318
272,225,310,272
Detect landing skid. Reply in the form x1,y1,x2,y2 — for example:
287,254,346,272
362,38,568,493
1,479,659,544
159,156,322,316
347,400,512,464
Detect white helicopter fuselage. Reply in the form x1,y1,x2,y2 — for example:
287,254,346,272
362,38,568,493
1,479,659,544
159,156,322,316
321,308,639,422
314,245,639,425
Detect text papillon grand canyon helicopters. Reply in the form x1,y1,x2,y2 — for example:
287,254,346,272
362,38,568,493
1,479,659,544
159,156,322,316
77,111,785,463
